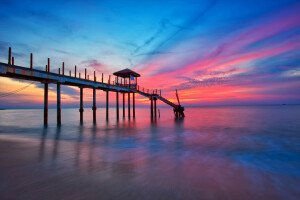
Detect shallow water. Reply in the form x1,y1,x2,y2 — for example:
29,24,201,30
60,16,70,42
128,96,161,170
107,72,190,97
0,105,299,199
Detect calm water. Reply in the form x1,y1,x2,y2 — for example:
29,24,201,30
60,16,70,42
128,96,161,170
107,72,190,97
0,106,299,200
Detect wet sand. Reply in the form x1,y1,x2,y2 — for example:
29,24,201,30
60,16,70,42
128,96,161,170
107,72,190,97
0,133,299,200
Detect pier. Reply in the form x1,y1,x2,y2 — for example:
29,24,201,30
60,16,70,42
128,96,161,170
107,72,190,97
0,47,185,126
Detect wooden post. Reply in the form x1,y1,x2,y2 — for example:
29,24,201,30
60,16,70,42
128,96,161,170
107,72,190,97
133,92,135,118
75,65,77,78
79,88,84,123
102,73,103,83
129,77,131,88
160,89,161,96
57,83,61,126
106,91,109,119
154,98,157,118
109,75,111,84
8,47,11,65
45,65,47,72
85,68,87,79
62,62,65,75
128,92,130,117
59,68,60,74
79,73,81,79
136,77,138,89
44,83,48,126
94,71,96,82
12,57,14,65
48,58,50,72
123,92,125,117
116,91,119,120
69,70,71,76
30,53,33,69
92,88,96,123
150,96,153,118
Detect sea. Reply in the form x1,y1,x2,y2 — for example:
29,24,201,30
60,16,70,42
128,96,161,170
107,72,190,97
0,105,299,200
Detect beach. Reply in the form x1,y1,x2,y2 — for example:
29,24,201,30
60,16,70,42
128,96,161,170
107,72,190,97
0,106,299,199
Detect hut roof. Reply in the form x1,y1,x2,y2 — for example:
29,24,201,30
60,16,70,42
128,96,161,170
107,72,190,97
113,68,141,78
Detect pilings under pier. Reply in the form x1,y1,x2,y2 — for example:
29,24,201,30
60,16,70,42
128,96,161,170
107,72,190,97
128,92,130,118
123,92,125,118
44,83,48,126
150,96,153,118
133,93,135,118
106,91,109,119
92,88,97,123
79,88,84,123
116,91,119,120
154,97,157,118
57,83,61,126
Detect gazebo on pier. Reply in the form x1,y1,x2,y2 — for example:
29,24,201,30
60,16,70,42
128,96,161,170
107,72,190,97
113,68,140,89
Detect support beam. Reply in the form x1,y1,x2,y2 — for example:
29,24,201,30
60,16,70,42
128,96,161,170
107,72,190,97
30,53,33,69
133,92,135,118
123,92,125,117
57,83,61,126
106,90,109,119
48,58,50,72
79,88,84,123
150,96,153,118
62,62,64,75
116,91,119,120
44,83,48,126
128,92,130,118
8,47,11,65
154,98,157,118
92,88,97,123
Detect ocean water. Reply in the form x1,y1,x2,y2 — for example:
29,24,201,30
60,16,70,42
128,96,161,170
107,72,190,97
0,105,299,200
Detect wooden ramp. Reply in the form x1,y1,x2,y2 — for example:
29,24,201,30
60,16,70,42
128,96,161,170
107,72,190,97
133,90,185,118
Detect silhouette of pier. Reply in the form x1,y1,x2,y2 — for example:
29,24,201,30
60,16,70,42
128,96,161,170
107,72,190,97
0,47,185,126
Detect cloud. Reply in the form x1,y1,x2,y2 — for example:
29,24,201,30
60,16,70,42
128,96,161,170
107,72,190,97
171,75,231,90
81,59,108,73
281,68,300,77
153,0,218,50
0,40,8,52
133,51,175,57
130,0,218,66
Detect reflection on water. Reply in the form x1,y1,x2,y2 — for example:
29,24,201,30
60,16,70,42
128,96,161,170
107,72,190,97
0,106,300,199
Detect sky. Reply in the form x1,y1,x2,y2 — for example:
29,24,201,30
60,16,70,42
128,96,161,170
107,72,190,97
0,0,300,108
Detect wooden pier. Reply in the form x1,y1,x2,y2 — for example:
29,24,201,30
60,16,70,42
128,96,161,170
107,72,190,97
0,47,185,125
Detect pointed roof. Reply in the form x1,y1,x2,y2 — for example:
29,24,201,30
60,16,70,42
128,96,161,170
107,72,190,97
113,68,141,78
